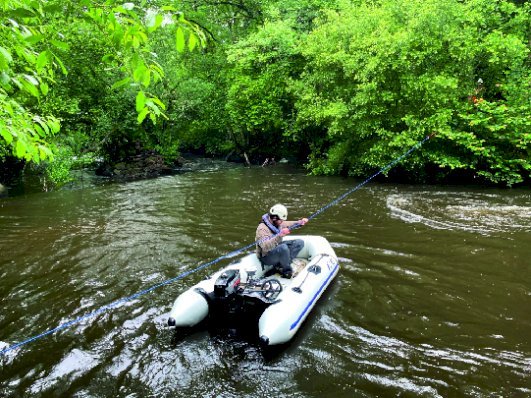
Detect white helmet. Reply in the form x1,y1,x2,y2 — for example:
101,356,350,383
269,204,288,220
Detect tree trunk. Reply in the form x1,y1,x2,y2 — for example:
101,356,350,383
224,149,234,161
243,152,251,167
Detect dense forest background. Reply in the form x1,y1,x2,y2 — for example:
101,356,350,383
1,0,530,188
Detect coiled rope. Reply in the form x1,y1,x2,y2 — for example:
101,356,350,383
0,134,433,357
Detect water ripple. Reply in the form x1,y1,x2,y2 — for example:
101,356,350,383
387,191,531,234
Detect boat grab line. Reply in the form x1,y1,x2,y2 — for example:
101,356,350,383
289,263,340,331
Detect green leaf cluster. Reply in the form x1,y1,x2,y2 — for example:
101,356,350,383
0,0,63,163
1,0,205,182
289,0,530,185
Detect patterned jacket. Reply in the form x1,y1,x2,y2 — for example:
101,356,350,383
255,219,298,258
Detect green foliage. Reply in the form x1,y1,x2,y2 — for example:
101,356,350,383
457,100,531,185
167,72,229,154
42,146,73,187
0,0,62,163
291,0,530,185
71,1,206,131
1,0,529,187
1,0,205,173
225,19,303,158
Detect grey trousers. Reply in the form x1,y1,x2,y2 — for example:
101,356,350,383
261,239,304,275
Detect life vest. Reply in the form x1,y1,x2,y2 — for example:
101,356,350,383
261,213,280,234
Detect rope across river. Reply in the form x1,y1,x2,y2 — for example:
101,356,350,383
0,134,433,357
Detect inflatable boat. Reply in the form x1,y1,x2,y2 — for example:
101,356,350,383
168,235,339,345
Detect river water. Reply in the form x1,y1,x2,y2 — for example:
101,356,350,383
1,161,530,397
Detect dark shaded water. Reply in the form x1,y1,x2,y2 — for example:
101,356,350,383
1,161,530,397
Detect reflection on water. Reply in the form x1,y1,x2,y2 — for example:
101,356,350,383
1,162,530,397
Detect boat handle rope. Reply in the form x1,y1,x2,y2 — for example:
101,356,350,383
0,133,434,358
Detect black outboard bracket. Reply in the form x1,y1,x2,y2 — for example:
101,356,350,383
214,269,240,297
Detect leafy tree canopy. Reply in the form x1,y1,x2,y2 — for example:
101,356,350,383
1,0,529,187
0,0,203,166
291,0,530,185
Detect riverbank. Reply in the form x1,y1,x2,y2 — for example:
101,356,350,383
0,156,248,198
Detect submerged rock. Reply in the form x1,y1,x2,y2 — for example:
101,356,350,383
96,151,183,180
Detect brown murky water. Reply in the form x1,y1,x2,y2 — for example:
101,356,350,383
1,161,530,397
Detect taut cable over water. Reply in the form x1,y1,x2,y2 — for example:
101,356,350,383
0,134,434,358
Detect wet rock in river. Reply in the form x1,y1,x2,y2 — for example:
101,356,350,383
96,151,183,180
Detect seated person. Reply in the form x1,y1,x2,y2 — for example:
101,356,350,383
255,204,308,278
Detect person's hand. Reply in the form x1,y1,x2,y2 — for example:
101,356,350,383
280,227,291,236
299,218,308,225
